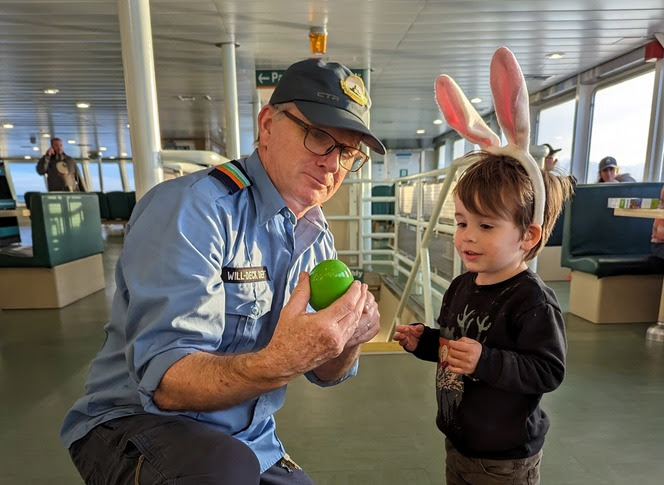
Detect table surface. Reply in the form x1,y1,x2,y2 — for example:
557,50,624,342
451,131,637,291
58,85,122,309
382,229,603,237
613,208,664,219
0,209,30,218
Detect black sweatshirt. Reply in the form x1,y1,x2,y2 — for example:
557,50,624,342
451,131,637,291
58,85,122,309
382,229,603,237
411,269,566,459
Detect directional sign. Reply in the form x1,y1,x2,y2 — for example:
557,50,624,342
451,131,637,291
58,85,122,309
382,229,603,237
256,68,367,88
256,70,285,87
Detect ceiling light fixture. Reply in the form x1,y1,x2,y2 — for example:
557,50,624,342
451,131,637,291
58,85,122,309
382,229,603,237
99,147,107,151
470,97,482,104
68,139,76,144
177,95,196,102
416,129,425,134
2,123,13,128
42,133,50,138
433,119,443,125
43,88,59,95
121,152,128,157
309,26,327,56
33,147,39,151
545,52,565,60
76,102,90,108
24,155,31,159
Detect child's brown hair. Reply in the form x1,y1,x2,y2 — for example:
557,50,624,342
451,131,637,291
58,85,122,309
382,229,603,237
454,152,575,261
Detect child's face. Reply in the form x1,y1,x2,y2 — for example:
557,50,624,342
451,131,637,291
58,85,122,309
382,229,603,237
453,195,530,285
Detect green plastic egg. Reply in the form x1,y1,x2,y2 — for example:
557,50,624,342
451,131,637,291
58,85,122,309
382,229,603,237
309,259,355,311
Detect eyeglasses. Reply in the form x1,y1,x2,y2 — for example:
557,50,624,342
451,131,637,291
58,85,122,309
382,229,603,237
281,111,370,172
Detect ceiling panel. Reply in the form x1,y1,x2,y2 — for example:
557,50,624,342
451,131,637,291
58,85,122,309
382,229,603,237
0,0,663,158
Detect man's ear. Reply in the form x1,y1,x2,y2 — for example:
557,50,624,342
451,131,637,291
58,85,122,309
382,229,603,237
257,105,275,146
521,223,542,251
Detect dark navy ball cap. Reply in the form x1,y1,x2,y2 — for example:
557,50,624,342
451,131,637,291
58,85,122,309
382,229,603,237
269,59,385,155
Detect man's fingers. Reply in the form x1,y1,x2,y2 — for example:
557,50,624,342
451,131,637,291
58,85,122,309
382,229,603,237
320,280,363,322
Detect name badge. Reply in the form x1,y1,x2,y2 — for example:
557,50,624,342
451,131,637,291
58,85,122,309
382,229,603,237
222,266,270,283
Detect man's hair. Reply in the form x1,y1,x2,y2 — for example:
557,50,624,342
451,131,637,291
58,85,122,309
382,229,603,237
454,151,575,261
50,137,62,145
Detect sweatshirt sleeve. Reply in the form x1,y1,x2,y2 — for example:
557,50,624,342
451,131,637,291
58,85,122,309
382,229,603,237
472,302,566,394
411,325,440,362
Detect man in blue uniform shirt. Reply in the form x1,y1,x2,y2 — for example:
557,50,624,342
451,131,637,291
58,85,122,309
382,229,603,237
61,59,385,484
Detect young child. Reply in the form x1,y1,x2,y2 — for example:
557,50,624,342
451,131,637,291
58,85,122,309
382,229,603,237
394,47,575,484
394,153,574,484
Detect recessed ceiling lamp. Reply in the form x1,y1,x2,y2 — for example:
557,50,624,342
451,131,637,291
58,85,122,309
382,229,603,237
76,102,90,108
2,123,13,128
33,147,39,151
43,88,59,94
42,133,50,138
99,147,107,151
121,152,128,157
545,52,565,60
109,156,116,160
68,139,76,144
433,119,443,125
470,97,482,104
416,129,426,134
24,155,31,159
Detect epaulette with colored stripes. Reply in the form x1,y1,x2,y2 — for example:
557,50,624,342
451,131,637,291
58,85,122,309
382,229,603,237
209,160,252,194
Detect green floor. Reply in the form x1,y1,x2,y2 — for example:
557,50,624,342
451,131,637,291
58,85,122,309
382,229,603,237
1,235,663,484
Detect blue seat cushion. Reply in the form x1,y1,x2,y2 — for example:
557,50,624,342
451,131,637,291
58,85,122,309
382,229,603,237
564,254,664,278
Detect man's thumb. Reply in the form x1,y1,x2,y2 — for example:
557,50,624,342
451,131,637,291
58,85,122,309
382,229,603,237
287,272,311,311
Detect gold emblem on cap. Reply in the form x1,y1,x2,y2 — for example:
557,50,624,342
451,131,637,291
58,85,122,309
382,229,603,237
340,75,368,106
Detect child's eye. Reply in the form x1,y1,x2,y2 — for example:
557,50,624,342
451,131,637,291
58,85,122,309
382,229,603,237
480,224,493,230
456,222,466,228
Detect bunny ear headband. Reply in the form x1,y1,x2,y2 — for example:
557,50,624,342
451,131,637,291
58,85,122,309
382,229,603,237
434,46,545,226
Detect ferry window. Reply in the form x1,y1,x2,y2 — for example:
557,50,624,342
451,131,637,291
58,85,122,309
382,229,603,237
537,98,575,175
453,138,465,160
6,161,45,203
437,143,447,169
88,161,101,191
587,70,655,183
102,162,123,192
125,162,135,191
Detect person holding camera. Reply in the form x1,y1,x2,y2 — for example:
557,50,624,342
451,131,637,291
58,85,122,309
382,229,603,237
36,137,87,192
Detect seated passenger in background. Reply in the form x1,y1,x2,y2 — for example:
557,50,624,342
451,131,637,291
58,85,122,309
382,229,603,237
542,143,561,172
597,156,636,183
652,185,664,259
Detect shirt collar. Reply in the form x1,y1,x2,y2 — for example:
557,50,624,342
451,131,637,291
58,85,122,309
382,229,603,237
244,150,328,231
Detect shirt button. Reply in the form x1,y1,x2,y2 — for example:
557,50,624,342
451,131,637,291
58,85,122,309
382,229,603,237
251,305,260,315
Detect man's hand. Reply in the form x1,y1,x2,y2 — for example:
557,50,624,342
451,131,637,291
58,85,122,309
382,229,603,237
262,272,367,378
446,337,482,374
343,289,380,348
46,147,54,157
393,324,424,352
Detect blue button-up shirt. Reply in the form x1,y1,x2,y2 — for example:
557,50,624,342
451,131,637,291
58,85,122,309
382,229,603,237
60,151,357,473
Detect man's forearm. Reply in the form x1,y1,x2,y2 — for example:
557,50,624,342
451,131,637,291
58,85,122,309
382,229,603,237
311,345,360,383
153,350,296,412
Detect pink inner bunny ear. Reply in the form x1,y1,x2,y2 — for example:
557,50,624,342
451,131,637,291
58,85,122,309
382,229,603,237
490,47,530,151
435,75,499,149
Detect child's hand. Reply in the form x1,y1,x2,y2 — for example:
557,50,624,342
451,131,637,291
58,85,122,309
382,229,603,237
447,337,482,374
393,324,424,352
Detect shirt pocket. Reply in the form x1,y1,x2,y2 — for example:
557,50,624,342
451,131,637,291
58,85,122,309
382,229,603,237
221,280,272,354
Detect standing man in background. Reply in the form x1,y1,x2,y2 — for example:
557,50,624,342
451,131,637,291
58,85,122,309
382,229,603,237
36,137,87,192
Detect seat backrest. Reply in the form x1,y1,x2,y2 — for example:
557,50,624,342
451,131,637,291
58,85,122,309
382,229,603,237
562,182,662,259
30,193,103,267
106,191,133,220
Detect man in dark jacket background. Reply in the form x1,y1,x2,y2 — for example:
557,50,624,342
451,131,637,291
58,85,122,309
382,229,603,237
36,137,87,192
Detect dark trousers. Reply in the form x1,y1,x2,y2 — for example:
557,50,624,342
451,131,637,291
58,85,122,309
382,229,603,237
445,439,542,485
69,414,314,485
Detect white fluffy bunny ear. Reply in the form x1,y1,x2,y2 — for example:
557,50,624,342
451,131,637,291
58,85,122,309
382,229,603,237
489,46,546,226
435,75,500,150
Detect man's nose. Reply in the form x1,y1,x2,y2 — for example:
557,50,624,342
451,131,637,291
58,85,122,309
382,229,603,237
317,148,341,174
